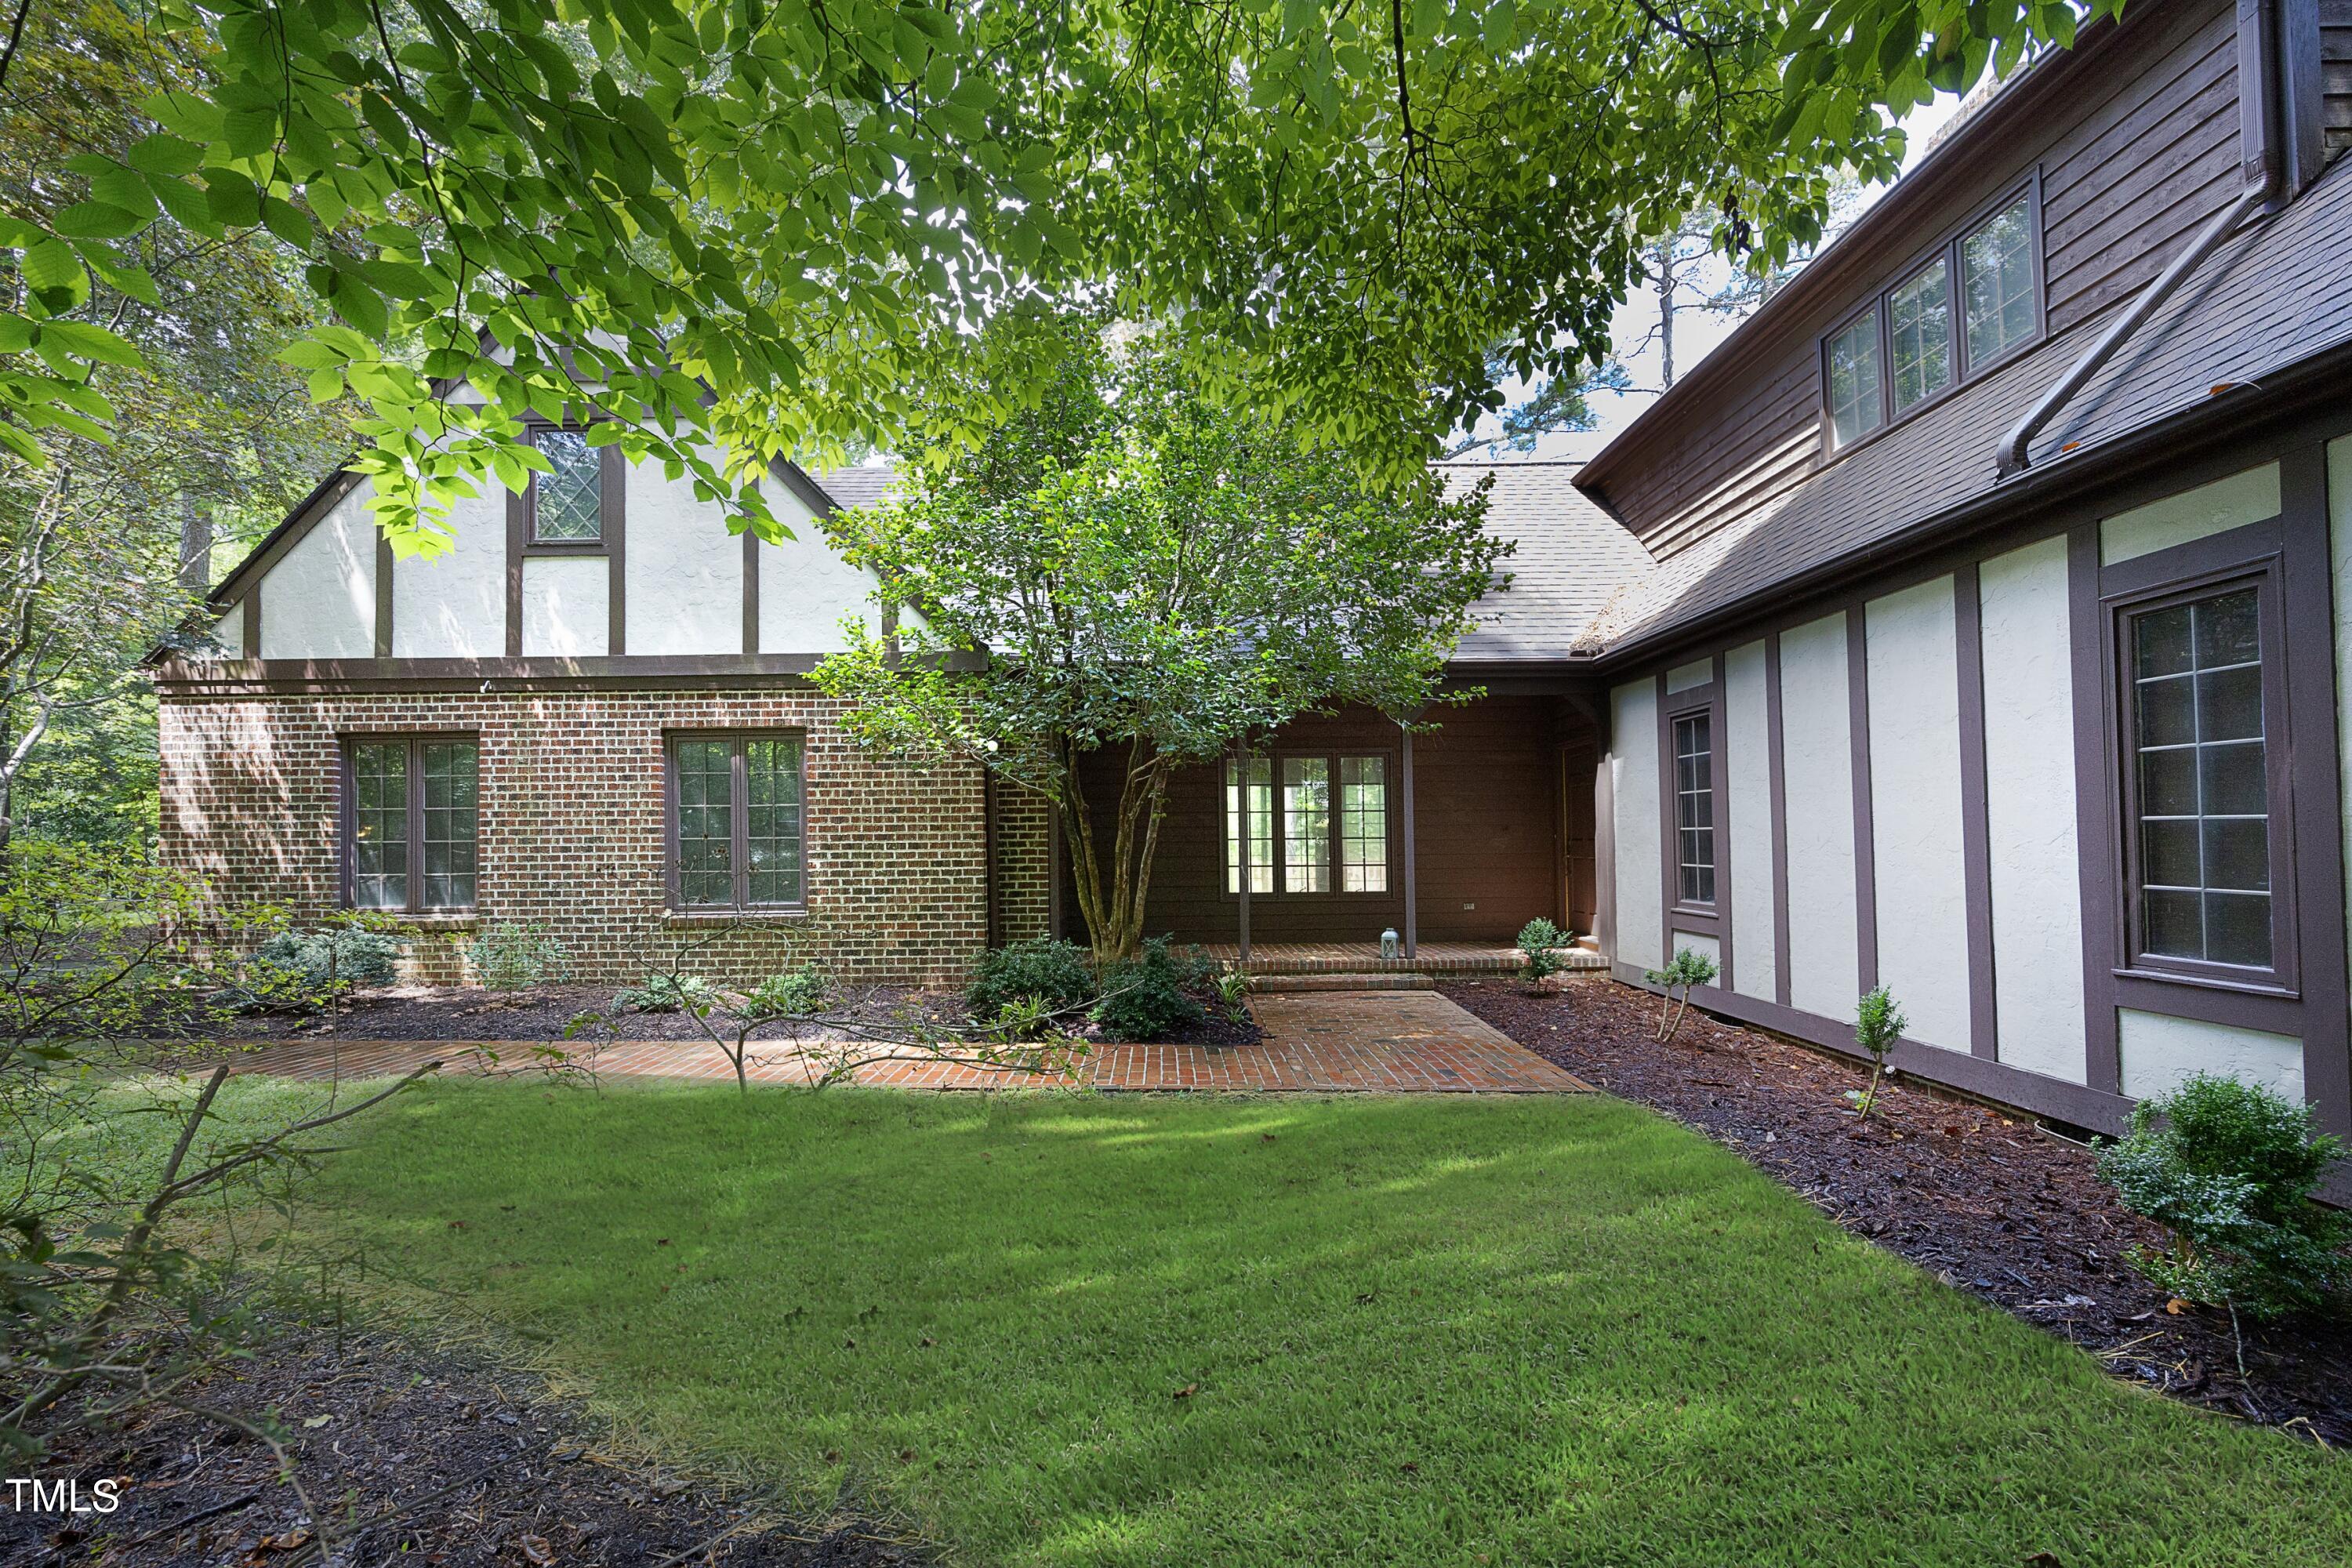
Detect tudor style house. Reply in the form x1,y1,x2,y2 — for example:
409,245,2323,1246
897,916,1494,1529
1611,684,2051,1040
155,0,2352,1143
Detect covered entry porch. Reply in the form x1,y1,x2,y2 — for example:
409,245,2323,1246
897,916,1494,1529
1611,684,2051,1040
1051,694,1605,963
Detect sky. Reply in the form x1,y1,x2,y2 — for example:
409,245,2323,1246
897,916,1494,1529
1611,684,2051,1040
1469,92,1972,464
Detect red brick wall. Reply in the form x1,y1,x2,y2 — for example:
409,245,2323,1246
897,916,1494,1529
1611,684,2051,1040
158,688,1007,985
991,782,1054,945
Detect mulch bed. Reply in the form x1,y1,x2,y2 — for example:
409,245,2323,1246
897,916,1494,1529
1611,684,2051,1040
1443,975,2352,1447
0,1330,922,1568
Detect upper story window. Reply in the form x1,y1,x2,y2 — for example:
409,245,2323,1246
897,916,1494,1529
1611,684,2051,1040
1225,751,1390,897
1822,185,2042,451
530,426,604,543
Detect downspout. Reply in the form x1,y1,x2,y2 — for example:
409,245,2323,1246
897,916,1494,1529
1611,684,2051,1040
1994,0,2286,477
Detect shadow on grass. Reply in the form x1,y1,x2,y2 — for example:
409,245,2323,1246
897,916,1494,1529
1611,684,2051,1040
287,1082,2352,1568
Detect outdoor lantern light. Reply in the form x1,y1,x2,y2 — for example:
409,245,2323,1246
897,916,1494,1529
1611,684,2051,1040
1381,927,1400,961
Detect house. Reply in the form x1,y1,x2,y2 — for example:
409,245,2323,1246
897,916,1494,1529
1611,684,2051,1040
154,0,2352,1142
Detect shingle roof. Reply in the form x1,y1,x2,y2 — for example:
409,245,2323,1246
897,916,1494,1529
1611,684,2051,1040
1583,156,2352,657
807,463,902,510
1439,460,1655,662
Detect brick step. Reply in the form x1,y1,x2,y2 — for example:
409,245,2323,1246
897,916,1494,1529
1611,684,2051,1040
1247,972,1437,993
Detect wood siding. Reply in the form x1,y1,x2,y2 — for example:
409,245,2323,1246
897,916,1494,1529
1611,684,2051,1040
1057,699,1577,947
2327,0,2352,160
1584,0,2247,561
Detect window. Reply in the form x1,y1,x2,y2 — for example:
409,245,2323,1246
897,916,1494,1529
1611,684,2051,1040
2127,587,2273,970
668,734,806,909
1888,260,1952,413
344,736,478,912
1820,185,2039,449
1225,756,1273,893
1962,196,2036,368
1223,751,1389,896
530,427,603,543
1672,713,1715,906
1826,312,1883,446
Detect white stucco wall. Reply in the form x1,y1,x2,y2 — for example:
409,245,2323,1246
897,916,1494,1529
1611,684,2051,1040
1668,929,1720,973
203,600,244,659
521,555,608,657
1724,639,1776,1002
2118,1009,2304,1102
1610,678,1664,972
258,480,375,659
1976,535,2089,1084
1664,658,1711,693
627,461,743,656
391,482,506,657
2100,462,2280,564
1778,612,1860,1024
757,478,883,654
1864,577,1970,1053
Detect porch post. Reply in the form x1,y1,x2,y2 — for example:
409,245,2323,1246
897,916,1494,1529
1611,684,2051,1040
1233,746,1251,969
1400,722,1417,960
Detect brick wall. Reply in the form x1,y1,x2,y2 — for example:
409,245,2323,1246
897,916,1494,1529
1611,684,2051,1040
158,687,1022,985
991,781,1054,945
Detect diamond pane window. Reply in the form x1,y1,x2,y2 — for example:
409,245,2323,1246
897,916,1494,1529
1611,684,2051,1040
532,428,602,543
2132,588,2271,969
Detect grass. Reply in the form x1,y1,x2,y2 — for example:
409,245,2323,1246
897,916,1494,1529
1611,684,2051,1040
253,1078,2352,1566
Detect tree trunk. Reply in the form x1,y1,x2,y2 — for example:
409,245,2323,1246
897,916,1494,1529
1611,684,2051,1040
1055,736,1174,966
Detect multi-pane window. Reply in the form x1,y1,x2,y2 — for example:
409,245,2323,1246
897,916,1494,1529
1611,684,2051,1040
669,734,806,909
1826,314,1883,447
1822,187,2039,448
346,737,478,912
1887,260,1952,414
531,427,603,543
1283,757,1331,893
1672,713,1715,906
2129,588,2271,969
1962,197,2036,368
1224,752,1388,896
1225,756,1274,894
1339,757,1389,893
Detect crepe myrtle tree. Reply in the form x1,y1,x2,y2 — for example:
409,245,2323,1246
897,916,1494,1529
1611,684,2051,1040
811,315,1507,964
0,0,2119,554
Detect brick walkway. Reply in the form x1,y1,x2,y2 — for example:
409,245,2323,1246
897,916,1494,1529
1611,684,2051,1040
217,993,1591,1095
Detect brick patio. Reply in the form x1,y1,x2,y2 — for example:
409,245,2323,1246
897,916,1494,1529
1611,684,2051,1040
214,992,1591,1094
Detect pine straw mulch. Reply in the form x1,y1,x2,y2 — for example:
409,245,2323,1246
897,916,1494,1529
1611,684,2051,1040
0,1329,927,1568
1442,975,2352,1448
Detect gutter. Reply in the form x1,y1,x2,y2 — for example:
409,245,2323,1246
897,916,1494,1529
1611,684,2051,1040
1994,0,2286,477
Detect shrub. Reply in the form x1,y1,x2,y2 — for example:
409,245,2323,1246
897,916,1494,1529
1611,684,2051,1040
617,971,720,1014
1093,937,1212,1041
1516,917,1572,989
967,938,1098,1025
1850,985,1907,1119
232,926,401,1010
742,964,832,1021
1642,946,1718,1042
2096,1072,2348,1318
470,922,569,992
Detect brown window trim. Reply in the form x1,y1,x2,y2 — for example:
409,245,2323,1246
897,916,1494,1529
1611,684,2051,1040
1221,747,1400,902
2101,521,2300,1000
506,419,627,657
1657,675,1726,936
338,731,481,914
1818,173,2046,462
662,729,809,914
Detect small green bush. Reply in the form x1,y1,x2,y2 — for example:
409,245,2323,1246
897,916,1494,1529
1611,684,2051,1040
742,964,832,1021
470,922,570,992
2096,1072,2348,1318
1094,937,1212,1041
1849,984,1908,1119
231,927,401,1009
1515,918,1572,988
618,972,720,1015
1642,946,1718,1042
967,938,1098,1025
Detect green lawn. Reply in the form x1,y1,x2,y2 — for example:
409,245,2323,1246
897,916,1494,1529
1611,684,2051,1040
271,1079,2350,1566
